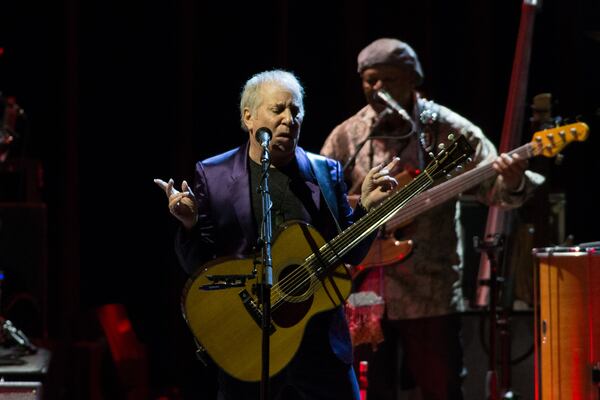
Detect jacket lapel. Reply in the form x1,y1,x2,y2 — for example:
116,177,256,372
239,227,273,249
296,147,321,210
228,141,257,247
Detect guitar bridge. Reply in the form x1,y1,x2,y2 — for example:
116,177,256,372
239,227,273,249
199,273,255,290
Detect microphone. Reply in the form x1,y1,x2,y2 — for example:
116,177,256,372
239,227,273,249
255,127,272,149
374,89,411,120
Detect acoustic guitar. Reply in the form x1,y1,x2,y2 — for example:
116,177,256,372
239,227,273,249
352,122,589,275
182,134,475,382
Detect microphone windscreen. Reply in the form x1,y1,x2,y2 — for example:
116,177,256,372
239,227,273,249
255,127,272,143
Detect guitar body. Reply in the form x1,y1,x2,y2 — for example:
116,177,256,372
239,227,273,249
351,237,413,279
182,221,352,382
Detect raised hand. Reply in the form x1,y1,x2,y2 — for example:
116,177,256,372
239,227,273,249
360,157,400,211
154,178,198,230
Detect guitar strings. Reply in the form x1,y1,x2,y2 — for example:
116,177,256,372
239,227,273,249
385,144,531,228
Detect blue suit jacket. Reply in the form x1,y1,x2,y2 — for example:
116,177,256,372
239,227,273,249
175,141,372,365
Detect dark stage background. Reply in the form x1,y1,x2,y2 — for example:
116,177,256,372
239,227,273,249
1,0,599,398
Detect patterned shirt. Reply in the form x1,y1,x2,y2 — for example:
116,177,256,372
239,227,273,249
321,95,543,319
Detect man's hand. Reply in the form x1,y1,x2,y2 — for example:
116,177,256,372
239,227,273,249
154,178,198,230
360,157,401,211
492,153,528,192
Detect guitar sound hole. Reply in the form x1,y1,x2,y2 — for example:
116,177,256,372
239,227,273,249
278,264,311,299
273,264,314,328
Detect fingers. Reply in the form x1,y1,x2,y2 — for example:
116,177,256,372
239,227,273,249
510,153,528,170
154,178,168,190
155,178,178,198
155,177,197,205
360,158,401,211
493,153,528,174
182,180,195,198
168,191,194,213
367,157,400,180
493,153,528,191
371,174,398,191
168,191,187,208
368,157,400,189
156,178,198,229
366,163,384,180
155,178,196,198
167,178,175,197
493,153,512,170
384,157,401,172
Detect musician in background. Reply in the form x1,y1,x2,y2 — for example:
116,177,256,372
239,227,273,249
155,69,399,400
320,38,544,400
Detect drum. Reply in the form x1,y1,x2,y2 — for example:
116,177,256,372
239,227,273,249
533,245,600,400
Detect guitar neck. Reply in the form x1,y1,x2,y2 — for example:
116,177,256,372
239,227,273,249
385,143,534,230
306,171,436,275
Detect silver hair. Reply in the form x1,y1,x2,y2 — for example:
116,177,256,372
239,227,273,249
239,70,305,131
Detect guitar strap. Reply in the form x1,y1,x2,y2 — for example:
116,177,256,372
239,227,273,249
306,152,342,234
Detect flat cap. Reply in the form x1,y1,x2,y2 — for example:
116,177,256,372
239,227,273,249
357,38,424,85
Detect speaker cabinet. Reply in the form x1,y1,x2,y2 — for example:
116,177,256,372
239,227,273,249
534,247,600,400
0,203,47,339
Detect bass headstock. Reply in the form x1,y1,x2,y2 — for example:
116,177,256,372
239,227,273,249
530,122,589,158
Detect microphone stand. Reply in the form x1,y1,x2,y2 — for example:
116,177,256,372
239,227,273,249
343,108,397,174
258,143,273,400
343,131,376,174
474,234,507,400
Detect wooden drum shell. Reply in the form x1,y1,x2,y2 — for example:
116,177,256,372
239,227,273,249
534,247,600,400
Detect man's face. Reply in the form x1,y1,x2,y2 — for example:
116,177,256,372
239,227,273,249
361,64,416,113
244,82,304,166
